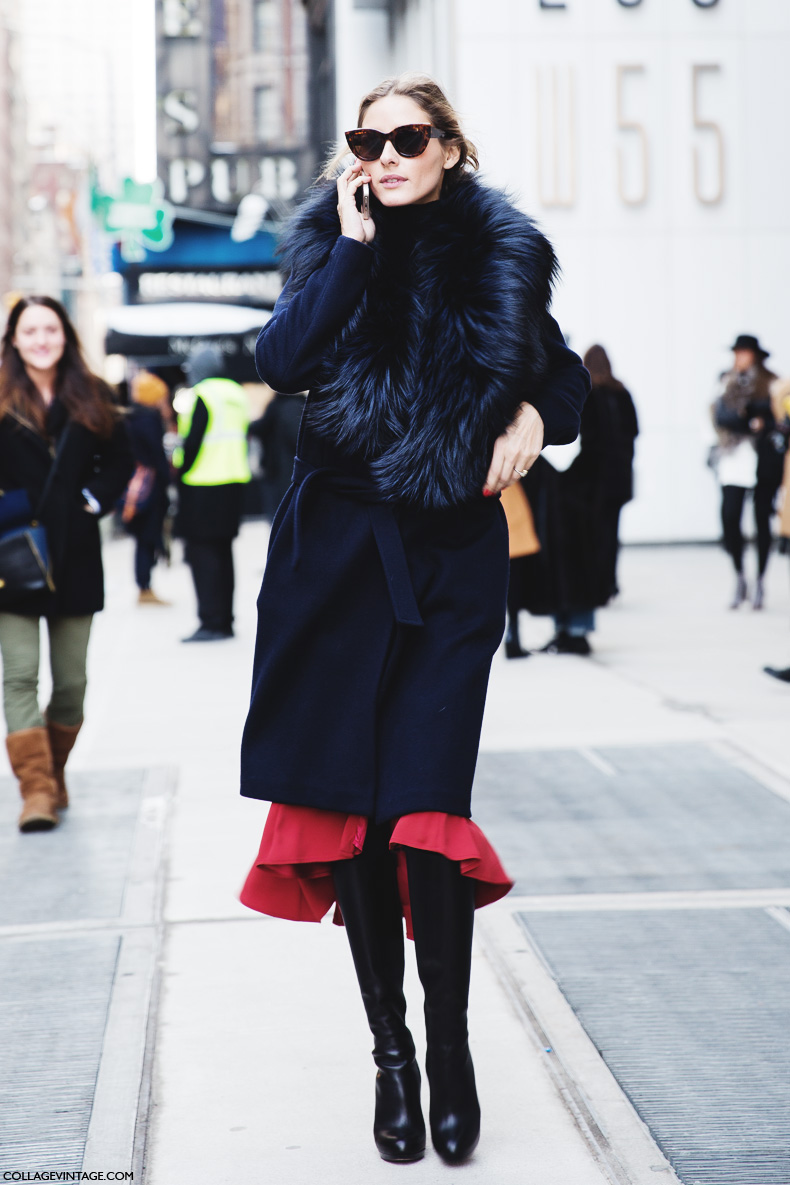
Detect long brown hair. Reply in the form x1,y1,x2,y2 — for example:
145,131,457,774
321,72,479,190
583,344,625,391
0,296,117,438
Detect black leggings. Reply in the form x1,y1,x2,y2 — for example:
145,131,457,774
721,484,775,576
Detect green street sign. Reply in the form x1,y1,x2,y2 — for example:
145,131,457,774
92,178,175,263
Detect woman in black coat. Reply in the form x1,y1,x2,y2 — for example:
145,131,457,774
0,296,133,831
238,74,589,1165
580,345,638,603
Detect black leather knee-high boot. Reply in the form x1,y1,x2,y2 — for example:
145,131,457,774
333,824,426,1163
405,847,480,1164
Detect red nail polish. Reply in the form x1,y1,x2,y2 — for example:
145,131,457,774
483,489,492,497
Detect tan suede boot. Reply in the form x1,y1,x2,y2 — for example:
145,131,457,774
6,727,59,832
46,718,82,810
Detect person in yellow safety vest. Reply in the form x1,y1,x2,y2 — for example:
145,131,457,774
173,346,251,642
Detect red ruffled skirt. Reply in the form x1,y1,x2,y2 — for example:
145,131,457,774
240,805,513,940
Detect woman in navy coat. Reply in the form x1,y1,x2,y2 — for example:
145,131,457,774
239,74,589,1165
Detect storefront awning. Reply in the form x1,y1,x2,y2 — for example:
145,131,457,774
104,301,271,382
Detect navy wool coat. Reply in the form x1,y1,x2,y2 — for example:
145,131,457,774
240,175,590,822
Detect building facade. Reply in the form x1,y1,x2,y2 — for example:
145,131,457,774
327,0,790,542
0,0,19,303
157,0,313,215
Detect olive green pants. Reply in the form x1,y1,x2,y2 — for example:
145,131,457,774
0,613,93,734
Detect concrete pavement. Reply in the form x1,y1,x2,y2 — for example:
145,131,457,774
1,523,789,1183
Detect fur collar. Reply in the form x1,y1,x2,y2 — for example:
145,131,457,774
281,173,558,508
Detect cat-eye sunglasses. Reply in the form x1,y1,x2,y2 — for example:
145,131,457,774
345,123,449,162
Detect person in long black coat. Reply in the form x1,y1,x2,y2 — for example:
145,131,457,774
122,370,171,604
238,75,589,1166
579,344,639,602
508,345,638,656
0,296,133,831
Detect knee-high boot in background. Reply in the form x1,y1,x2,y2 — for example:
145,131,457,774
405,847,480,1164
332,825,426,1163
6,727,59,832
46,717,82,810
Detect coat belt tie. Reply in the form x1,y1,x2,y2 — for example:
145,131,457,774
289,456,424,628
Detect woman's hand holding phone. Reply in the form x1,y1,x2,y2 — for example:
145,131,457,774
337,160,376,244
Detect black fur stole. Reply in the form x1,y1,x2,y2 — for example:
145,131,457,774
280,173,558,508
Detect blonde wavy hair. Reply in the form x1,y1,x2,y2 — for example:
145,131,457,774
321,73,478,189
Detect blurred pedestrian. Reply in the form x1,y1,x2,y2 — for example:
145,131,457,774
500,481,541,658
121,370,171,605
238,74,589,1166
509,454,603,656
247,391,306,520
509,345,637,658
0,296,133,832
763,377,790,684
173,347,251,642
582,345,639,601
770,377,790,557
712,335,783,609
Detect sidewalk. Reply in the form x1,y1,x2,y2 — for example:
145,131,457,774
1,525,789,1184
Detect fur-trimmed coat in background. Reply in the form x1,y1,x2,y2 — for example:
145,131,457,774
240,175,590,820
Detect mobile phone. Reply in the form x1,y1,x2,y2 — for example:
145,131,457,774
361,182,370,220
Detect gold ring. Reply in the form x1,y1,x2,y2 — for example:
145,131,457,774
514,467,529,477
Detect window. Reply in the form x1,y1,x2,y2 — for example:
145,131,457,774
255,85,281,144
254,0,280,52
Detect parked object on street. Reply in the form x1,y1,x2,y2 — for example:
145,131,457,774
711,334,784,610
173,346,251,642
238,74,589,1166
122,370,172,606
0,296,133,831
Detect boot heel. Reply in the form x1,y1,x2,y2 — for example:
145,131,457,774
374,1057,426,1163
427,1045,480,1164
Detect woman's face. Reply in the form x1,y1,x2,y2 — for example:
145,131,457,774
733,348,756,373
13,305,67,372
358,95,461,207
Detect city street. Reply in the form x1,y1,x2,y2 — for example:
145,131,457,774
2,3,789,1185
1,523,789,1185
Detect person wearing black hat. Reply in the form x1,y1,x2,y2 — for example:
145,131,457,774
711,335,783,609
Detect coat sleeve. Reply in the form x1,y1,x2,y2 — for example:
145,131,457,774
528,316,591,446
83,418,135,514
179,397,209,476
621,387,639,440
255,236,374,393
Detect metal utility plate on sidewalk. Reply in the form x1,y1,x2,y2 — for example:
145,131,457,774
519,907,790,1185
0,766,172,1174
474,743,790,1185
473,743,790,894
